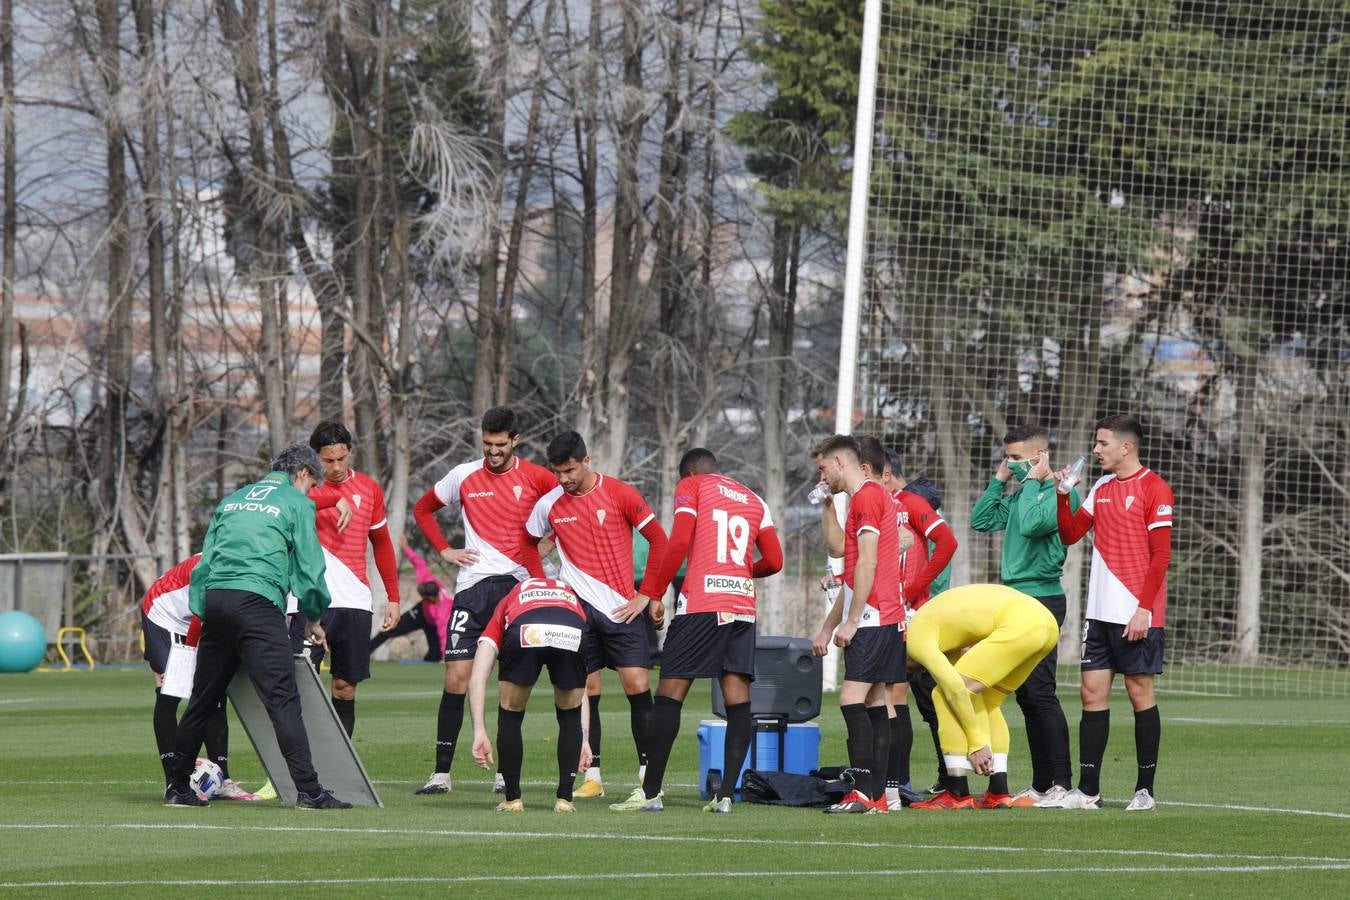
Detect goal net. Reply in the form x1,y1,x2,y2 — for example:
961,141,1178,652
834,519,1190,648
847,0,1349,697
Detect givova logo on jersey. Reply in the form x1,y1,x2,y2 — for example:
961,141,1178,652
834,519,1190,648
704,575,754,597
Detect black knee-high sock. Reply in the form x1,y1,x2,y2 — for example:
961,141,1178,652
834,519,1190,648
153,690,181,785
587,694,602,771
867,706,890,800
435,691,466,773
886,706,912,790
989,771,1009,795
840,703,875,799
642,696,683,799
1022,706,1050,792
1078,709,1110,796
332,697,355,737
720,701,753,802
497,707,526,801
203,700,230,780
1134,705,1160,794
947,775,970,798
555,705,583,801
925,716,947,789
627,689,653,768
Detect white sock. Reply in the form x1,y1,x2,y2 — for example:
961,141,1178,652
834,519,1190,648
584,766,601,782
885,786,899,802
638,764,647,783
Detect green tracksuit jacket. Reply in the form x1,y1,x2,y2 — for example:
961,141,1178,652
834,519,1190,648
970,476,1080,597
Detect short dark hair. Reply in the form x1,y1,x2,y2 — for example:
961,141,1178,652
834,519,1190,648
1003,424,1050,446
678,448,718,478
884,448,904,477
1096,414,1143,446
855,435,887,475
546,431,588,466
481,406,518,437
417,581,440,599
309,421,352,452
271,442,324,480
811,434,860,464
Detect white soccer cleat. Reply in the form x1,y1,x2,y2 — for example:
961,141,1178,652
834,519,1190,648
1010,787,1045,808
414,772,451,795
1125,788,1156,811
1039,787,1102,809
493,772,506,794
1032,785,1070,807
216,779,263,801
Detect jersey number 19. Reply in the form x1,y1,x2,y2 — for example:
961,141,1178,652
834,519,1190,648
712,509,750,565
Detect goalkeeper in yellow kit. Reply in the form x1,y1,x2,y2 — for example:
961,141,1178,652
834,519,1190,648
906,584,1059,809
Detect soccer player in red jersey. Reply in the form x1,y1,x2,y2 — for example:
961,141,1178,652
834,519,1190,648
307,422,402,737
1044,414,1173,811
609,448,784,813
526,431,669,804
810,435,906,814
410,406,558,795
467,577,591,813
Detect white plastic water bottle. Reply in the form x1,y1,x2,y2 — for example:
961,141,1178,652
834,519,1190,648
1058,455,1088,494
807,481,831,505
822,570,842,602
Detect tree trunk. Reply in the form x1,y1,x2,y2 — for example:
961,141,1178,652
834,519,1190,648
0,0,14,450
574,0,602,443
472,0,510,418
1233,350,1263,663
760,219,798,636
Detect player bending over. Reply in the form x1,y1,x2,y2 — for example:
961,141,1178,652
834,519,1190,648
469,577,591,813
905,584,1059,810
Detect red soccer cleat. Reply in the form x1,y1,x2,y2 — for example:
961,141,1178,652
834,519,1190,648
865,797,890,814
823,789,873,814
910,790,976,810
978,790,1013,809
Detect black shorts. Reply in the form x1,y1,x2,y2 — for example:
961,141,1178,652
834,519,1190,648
659,612,755,681
497,608,589,690
141,615,185,675
584,608,652,673
843,625,907,685
1081,618,1164,676
319,607,373,683
445,575,518,662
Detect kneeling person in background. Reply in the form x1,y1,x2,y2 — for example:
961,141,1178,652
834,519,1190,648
470,577,591,813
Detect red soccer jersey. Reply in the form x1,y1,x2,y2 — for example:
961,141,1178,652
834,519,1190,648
526,474,656,619
479,577,588,649
310,469,388,610
893,489,944,609
671,474,774,617
844,480,904,626
141,554,201,634
433,457,558,591
1080,468,1174,626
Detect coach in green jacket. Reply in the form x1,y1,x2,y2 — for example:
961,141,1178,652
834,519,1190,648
970,425,1078,804
165,443,349,809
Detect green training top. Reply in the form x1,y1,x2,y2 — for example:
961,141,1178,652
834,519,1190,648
970,476,1080,597
189,471,332,620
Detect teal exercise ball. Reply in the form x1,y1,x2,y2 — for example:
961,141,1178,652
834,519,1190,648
0,611,47,673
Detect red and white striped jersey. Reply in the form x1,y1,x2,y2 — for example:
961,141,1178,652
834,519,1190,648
1081,469,1174,626
434,457,558,592
843,480,903,627
672,474,773,617
141,554,201,634
310,469,388,610
893,489,944,609
526,475,655,619
479,577,589,649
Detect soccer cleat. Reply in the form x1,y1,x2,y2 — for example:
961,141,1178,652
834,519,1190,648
609,788,663,812
573,777,605,798
927,780,944,795
978,790,1013,809
898,784,925,807
1032,785,1071,807
1009,787,1045,808
296,789,352,810
554,798,576,813
414,773,451,795
495,798,525,813
1038,787,1101,810
702,797,733,814
216,779,263,802
163,785,208,808
493,772,506,794
254,779,278,801
864,797,890,814
823,790,873,814
1125,788,1156,811
910,790,976,810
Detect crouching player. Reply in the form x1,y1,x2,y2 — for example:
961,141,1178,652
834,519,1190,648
469,576,591,813
905,584,1058,810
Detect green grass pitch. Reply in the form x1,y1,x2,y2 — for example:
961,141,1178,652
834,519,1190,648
1,664,1347,897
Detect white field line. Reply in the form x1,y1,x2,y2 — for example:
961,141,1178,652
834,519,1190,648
4,865,1350,889
1,823,1348,863
0,779,699,789
0,698,39,705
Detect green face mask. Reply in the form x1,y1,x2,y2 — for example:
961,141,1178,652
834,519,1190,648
1008,459,1033,482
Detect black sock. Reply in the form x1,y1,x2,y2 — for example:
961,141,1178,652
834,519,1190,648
203,701,230,780
497,707,525,801
867,705,890,800
153,690,180,785
720,701,753,801
1134,705,1160,794
1023,707,1050,792
555,705,583,801
886,707,912,790
989,771,1009,795
926,717,947,789
840,703,874,799
435,691,466,774
587,695,602,771
1079,709,1110,796
626,689,653,768
332,697,355,737
948,775,970,798
643,696,683,799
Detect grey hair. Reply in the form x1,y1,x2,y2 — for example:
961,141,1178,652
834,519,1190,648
270,442,324,481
